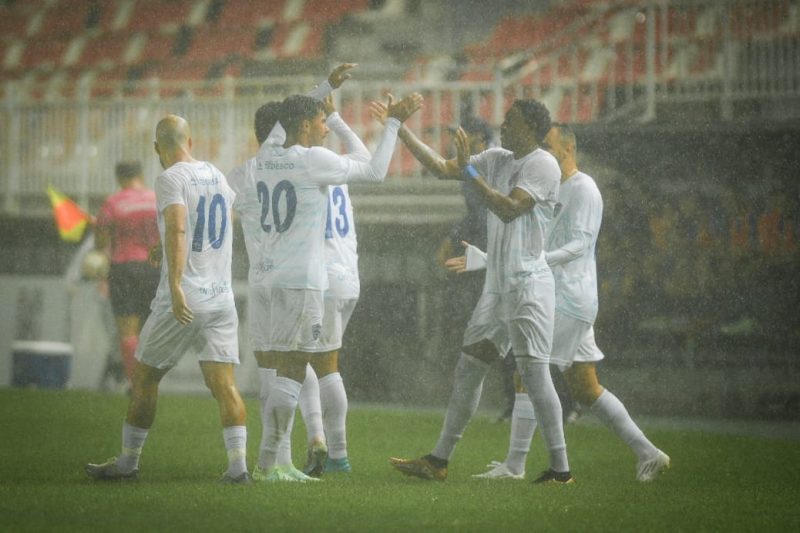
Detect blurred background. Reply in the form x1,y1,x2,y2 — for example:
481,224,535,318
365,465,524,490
1,0,798,419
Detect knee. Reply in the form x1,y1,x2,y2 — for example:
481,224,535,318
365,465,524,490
566,374,603,407
463,340,498,365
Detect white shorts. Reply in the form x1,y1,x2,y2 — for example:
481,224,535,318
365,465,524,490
462,266,555,360
318,295,358,351
136,305,240,369
551,311,605,371
248,287,324,352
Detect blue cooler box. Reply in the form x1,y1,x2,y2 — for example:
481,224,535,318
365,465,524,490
12,341,72,389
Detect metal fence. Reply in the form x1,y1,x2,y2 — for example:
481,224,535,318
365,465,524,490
2,0,799,214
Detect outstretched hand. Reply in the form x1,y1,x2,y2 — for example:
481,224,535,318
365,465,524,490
454,127,470,169
328,63,358,89
386,92,423,123
369,100,388,125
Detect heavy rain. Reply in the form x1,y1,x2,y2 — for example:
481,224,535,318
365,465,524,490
1,0,798,530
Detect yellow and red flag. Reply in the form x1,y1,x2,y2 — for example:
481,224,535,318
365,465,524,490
46,186,91,242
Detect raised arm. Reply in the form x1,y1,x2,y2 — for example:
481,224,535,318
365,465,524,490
312,93,423,185
454,128,534,223
369,98,461,179
323,95,370,162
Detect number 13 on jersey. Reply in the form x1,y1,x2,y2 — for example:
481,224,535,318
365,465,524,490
325,186,349,239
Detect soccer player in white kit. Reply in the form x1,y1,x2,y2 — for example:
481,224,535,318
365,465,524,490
228,65,367,479
238,91,422,481
86,115,250,483
470,123,670,482
386,99,573,484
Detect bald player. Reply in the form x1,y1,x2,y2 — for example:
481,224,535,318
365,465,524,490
86,115,250,483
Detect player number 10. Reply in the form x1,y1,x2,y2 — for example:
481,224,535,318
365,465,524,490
192,193,227,252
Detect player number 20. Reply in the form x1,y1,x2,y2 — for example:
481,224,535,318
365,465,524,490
192,193,227,252
257,180,297,233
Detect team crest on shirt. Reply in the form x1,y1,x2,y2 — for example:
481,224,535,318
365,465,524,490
311,323,322,340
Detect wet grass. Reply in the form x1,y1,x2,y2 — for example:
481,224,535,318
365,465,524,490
1,388,798,532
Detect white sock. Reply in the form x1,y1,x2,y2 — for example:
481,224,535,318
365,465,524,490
319,372,348,460
257,368,276,469
590,389,658,461
277,409,296,466
299,365,325,446
504,393,536,475
516,357,569,473
431,353,490,461
223,426,247,477
259,376,302,471
117,422,148,472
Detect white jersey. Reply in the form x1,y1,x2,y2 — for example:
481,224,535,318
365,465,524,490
231,117,400,291
545,171,603,323
470,147,560,293
325,183,359,299
231,111,372,294
152,161,236,312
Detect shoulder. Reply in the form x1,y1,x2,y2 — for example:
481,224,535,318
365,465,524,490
475,147,512,163
573,172,601,197
521,149,559,179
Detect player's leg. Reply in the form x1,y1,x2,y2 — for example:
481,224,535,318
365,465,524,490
198,307,250,483
259,351,317,481
85,361,168,480
311,296,358,474
565,360,669,481
391,341,499,481
298,363,327,476
115,315,141,382
391,292,503,480
254,351,295,468
474,370,534,479
200,361,249,481
87,306,184,480
511,274,572,484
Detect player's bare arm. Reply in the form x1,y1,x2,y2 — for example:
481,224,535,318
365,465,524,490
386,92,424,123
369,97,457,178
455,127,534,223
164,204,193,325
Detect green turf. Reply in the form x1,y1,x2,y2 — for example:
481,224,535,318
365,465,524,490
1,389,798,532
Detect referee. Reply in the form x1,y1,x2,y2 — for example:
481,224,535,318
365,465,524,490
95,161,160,384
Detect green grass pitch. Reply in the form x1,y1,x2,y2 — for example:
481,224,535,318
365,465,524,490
1,388,798,532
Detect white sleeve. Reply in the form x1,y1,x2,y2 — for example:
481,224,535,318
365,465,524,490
545,184,602,267
307,118,401,185
464,244,488,271
155,171,185,212
326,112,370,163
516,158,558,205
307,80,333,101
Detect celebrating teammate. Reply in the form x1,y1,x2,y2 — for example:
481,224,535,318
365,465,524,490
86,115,250,483
95,161,160,384
469,123,670,481
236,89,421,482
385,99,573,484
228,64,367,479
